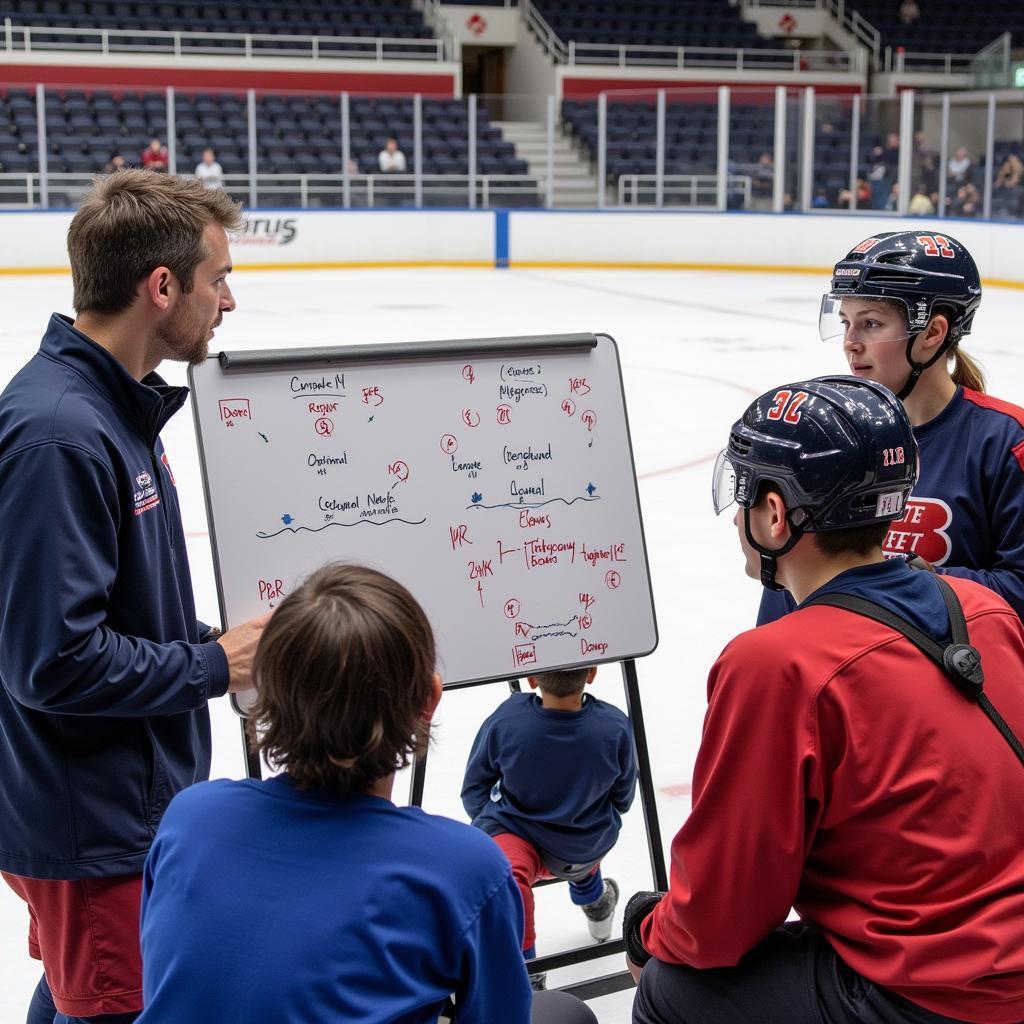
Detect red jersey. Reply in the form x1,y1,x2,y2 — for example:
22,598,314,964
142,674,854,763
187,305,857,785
643,576,1024,1023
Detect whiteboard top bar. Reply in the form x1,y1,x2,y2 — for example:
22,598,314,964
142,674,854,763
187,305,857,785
218,333,599,371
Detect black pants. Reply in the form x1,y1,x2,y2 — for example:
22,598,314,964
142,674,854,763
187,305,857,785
633,923,968,1024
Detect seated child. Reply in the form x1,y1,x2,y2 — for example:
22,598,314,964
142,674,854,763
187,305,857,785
461,666,637,985
136,564,546,1023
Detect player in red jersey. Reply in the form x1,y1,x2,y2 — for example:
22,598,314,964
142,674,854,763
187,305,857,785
760,231,1024,625
626,376,1024,1024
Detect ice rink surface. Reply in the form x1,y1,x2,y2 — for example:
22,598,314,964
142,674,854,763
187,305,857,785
0,264,1021,1022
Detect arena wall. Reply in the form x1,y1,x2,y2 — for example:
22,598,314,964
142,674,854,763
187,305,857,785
1,209,1021,289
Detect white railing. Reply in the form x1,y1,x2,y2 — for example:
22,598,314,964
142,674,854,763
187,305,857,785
521,0,569,63
618,174,752,209
522,2,862,73
566,42,864,73
882,48,980,75
739,0,880,63
0,171,542,209
0,20,446,62
409,0,460,62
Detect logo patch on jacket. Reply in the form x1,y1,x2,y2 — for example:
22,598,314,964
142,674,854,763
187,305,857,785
883,496,952,565
133,471,161,517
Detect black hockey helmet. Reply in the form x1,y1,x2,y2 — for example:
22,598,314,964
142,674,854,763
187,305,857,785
712,375,918,589
819,231,982,399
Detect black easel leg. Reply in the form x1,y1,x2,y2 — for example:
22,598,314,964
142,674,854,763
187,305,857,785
621,659,668,890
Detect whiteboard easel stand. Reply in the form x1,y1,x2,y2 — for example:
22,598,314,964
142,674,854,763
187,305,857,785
195,332,662,999
409,657,668,1001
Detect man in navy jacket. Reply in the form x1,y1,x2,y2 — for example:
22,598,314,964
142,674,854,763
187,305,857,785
0,170,266,1024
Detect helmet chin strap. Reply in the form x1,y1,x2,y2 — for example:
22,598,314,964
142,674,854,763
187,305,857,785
744,506,803,592
896,332,954,401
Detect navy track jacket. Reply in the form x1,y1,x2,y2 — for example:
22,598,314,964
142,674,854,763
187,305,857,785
0,315,229,880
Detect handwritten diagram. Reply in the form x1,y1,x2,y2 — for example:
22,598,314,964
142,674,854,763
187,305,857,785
191,335,656,690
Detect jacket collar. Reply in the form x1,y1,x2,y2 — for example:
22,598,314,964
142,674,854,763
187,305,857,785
40,313,189,446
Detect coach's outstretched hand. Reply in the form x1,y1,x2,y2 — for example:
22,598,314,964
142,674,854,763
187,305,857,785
217,614,271,693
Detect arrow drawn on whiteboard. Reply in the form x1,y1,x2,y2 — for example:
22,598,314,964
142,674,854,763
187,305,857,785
258,432,269,443
467,496,601,511
257,517,426,539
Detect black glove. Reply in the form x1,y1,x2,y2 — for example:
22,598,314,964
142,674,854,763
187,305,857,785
623,890,665,968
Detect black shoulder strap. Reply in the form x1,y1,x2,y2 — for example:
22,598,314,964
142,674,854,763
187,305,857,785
803,578,1024,769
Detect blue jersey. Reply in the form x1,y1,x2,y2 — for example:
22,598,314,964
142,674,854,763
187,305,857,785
138,775,532,1024
759,386,1024,626
461,692,637,865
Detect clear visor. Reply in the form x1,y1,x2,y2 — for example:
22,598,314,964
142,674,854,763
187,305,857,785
712,449,736,516
818,293,913,344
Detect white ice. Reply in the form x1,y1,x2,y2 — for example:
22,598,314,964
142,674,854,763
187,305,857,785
0,266,1021,1023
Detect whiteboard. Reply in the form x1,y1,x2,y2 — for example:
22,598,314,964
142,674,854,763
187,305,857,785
189,333,658,713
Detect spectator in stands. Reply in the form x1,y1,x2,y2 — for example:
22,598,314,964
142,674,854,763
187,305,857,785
750,151,774,211
881,132,900,168
194,147,224,190
102,153,127,174
951,181,980,218
908,182,936,215
378,136,407,174
948,145,974,185
838,178,873,209
142,137,169,173
899,0,920,23
993,152,1024,218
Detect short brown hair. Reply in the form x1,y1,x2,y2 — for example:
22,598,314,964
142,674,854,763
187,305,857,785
532,667,591,698
67,169,243,315
247,563,437,795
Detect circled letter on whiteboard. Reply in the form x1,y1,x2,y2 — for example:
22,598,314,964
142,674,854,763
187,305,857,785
440,434,459,454
315,417,334,438
504,598,521,619
462,365,475,384
604,570,621,590
561,398,576,417
581,410,597,432
496,405,512,426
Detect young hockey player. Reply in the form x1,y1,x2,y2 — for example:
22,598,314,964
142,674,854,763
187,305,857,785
462,666,636,989
759,231,1024,626
626,376,1024,1024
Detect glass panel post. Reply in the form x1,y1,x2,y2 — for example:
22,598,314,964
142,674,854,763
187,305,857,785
897,88,913,217
247,88,257,211
35,83,48,209
655,89,665,209
773,85,786,213
341,91,351,209
597,92,607,208
414,93,423,208
937,92,949,217
468,93,477,209
716,85,729,211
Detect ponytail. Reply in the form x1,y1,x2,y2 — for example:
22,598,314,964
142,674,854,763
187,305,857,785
950,346,986,393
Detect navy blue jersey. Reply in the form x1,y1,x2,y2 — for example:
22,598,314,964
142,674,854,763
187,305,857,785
461,692,636,865
759,386,1024,626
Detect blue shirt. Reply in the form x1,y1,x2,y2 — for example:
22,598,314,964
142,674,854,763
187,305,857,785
759,386,1024,627
0,315,228,879
461,692,637,865
139,775,532,1024
802,558,952,644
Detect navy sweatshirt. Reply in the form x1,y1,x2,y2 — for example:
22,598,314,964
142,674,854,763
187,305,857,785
759,386,1024,627
462,692,637,865
0,314,229,879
